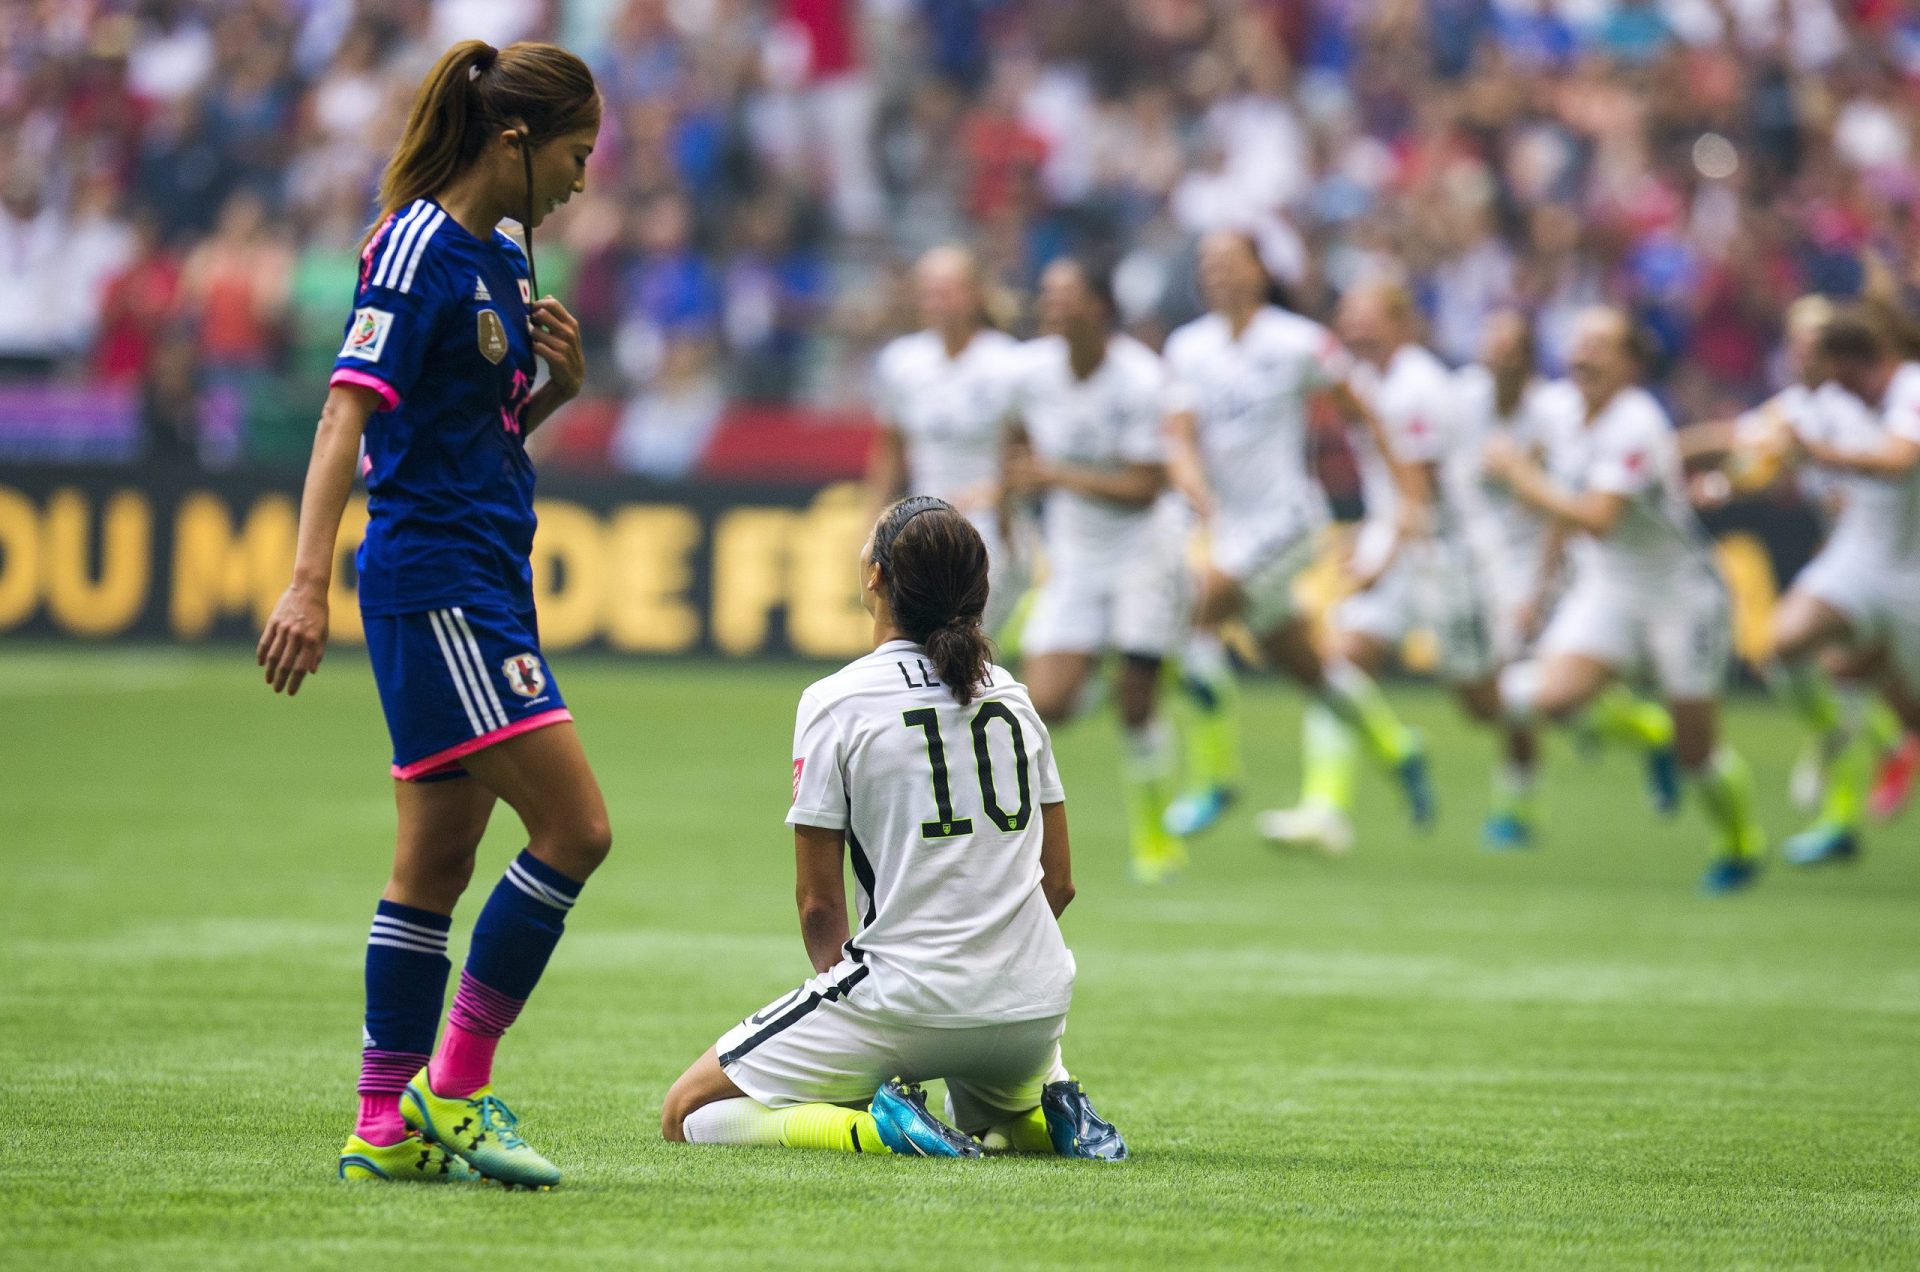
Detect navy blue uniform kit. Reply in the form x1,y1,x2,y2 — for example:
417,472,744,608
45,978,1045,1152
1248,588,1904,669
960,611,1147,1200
330,198,568,779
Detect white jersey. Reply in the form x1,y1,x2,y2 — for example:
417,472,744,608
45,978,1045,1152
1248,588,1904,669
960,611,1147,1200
1162,305,1350,534
1736,381,1882,543
1451,369,1577,578
1841,363,1920,564
1348,343,1461,536
1545,384,1710,592
872,328,1022,510
786,640,1073,1025
1007,333,1170,571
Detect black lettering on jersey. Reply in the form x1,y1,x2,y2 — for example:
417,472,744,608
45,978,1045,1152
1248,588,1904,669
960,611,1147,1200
902,708,974,839
896,660,940,689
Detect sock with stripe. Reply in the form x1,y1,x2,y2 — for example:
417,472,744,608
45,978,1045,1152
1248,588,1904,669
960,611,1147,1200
429,850,583,1098
358,900,452,1145
1176,633,1241,794
1318,660,1416,767
681,1098,889,1152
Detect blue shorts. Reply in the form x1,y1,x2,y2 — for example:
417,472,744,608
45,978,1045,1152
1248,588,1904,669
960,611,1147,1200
364,604,571,781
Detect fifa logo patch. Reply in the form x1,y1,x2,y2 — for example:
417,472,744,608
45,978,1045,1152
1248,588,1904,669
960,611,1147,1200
501,652,546,698
792,758,804,800
340,307,393,361
477,309,508,364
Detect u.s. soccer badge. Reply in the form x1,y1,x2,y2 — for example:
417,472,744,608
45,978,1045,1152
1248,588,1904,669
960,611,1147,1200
477,309,508,364
501,652,546,698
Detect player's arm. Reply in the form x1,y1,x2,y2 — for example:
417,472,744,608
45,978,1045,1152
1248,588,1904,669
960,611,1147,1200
1020,459,1167,507
1484,434,1626,537
865,424,908,518
1677,418,1741,466
1039,801,1073,917
1799,432,1920,480
793,824,851,974
1164,408,1214,520
257,384,377,696
522,297,585,436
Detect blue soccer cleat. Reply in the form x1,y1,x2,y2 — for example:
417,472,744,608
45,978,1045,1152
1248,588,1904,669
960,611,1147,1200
1782,824,1859,867
1646,744,1681,817
869,1079,980,1158
1481,811,1533,852
1395,737,1436,828
1164,786,1235,837
1699,857,1761,895
1041,1079,1127,1161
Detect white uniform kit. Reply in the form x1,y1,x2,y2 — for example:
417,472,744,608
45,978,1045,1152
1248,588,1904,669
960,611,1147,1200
717,640,1073,1131
1162,305,1347,631
1535,385,1731,697
1339,343,1489,679
1449,369,1581,664
1780,365,1920,692
1009,334,1189,657
872,328,1030,628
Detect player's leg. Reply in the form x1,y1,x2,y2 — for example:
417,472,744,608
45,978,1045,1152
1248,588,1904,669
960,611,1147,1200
938,1016,1125,1161
1116,652,1185,882
400,719,611,1187
1456,675,1539,849
1166,565,1246,836
1671,698,1762,892
1768,586,1859,809
341,774,494,1182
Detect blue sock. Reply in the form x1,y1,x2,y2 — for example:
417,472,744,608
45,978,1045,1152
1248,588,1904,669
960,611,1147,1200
464,850,583,1001
358,900,451,1142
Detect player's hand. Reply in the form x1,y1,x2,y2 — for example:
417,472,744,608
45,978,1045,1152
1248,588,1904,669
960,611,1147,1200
257,584,329,697
1004,448,1052,497
1481,433,1523,485
1513,594,1546,644
530,297,584,399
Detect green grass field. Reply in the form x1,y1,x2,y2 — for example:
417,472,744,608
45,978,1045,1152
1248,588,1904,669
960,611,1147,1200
4,647,1918,1268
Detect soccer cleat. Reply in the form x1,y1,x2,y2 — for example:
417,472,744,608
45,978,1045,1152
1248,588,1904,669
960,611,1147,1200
1788,741,1826,813
1164,786,1235,837
1699,856,1761,895
1257,804,1354,857
1870,733,1918,821
338,1131,480,1183
1782,823,1860,867
1041,1079,1127,1161
1646,744,1681,816
869,1079,980,1158
1481,810,1533,852
1395,736,1435,827
402,1069,561,1188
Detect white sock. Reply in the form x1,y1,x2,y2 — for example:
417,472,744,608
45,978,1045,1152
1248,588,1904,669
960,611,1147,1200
681,1097,784,1146
1498,660,1542,727
1122,717,1176,782
1183,632,1230,683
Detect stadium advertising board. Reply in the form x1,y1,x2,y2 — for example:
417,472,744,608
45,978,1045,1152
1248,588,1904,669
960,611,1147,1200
0,469,875,658
0,468,1818,666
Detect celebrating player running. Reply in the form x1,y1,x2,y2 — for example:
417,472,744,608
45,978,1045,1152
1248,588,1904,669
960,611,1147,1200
257,40,603,1186
661,497,1125,1160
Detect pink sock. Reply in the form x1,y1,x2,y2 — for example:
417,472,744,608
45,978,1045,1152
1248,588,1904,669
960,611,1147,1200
429,1022,501,1099
355,1093,407,1146
428,972,524,1097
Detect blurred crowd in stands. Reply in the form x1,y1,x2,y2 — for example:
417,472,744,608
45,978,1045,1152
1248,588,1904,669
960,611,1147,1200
4,0,1920,476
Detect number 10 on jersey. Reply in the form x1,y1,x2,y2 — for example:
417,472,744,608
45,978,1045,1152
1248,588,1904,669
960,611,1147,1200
902,705,1033,839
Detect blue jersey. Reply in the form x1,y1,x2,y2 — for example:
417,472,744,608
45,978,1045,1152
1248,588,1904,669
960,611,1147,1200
331,198,539,618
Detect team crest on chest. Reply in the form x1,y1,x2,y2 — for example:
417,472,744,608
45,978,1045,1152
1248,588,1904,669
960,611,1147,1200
501,652,545,698
477,309,508,364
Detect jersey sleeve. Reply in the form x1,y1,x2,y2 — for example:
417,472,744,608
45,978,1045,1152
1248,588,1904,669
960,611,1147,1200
1160,329,1199,416
1885,370,1920,445
329,207,456,410
1031,712,1066,804
1385,365,1453,465
785,690,850,830
1118,355,1170,464
1301,325,1354,393
1588,405,1664,497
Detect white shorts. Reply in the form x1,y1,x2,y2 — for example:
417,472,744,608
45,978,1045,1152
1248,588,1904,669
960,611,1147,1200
1210,515,1318,634
1536,566,1731,699
716,960,1069,1134
1337,527,1500,682
1023,525,1190,660
1798,550,1920,695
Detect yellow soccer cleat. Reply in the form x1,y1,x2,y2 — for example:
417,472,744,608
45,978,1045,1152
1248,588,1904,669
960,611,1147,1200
338,1131,480,1183
402,1069,562,1189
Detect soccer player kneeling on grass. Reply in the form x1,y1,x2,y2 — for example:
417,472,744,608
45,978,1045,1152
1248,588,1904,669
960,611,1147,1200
660,497,1125,1160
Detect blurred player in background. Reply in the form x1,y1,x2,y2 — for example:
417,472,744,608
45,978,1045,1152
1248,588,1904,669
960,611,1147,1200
1764,307,1920,862
256,40,603,1186
1161,235,1433,851
1259,279,1449,855
1001,258,1190,883
1488,307,1763,893
866,246,1029,636
661,497,1125,1160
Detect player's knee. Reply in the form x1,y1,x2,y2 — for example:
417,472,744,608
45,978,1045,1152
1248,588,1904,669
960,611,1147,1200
659,1095,688,1142
571,813,614,872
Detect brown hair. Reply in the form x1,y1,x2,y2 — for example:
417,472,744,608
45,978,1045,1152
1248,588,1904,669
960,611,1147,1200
1817,307,1892,366
871,496,993,705
361,40,599,252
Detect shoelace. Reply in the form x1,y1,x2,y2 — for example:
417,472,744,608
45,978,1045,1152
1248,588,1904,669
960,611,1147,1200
474,1095,528,1149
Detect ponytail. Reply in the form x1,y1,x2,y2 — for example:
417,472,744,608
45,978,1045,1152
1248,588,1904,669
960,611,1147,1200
871,496,993,705
361,40,599,253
